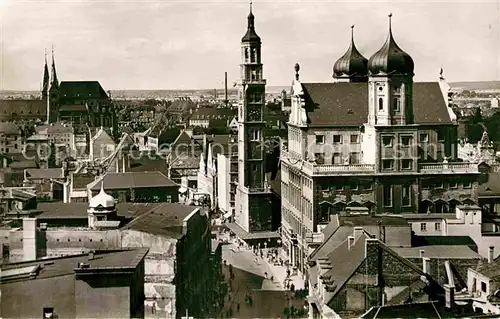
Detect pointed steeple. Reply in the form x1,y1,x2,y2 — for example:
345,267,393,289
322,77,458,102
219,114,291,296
241,0,260,43
42,50,50,93
50,46,59,91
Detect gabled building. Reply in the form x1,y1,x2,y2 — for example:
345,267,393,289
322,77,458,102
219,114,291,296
308,229,446,318
188,107,236,129
280,17,480,276
0,122,23,154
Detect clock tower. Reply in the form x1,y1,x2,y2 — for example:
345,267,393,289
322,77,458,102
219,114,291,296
234,3,273,233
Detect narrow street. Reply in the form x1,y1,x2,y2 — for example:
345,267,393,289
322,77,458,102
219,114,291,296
217,242,307,318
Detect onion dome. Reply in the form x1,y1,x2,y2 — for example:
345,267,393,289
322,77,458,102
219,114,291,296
333,26,368,78
368,14,414,76
89,182,115,208
241,2,261,43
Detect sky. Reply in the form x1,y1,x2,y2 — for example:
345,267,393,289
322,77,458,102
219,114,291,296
0,0,499,90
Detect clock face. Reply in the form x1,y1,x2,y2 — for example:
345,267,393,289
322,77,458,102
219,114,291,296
247,104,261,121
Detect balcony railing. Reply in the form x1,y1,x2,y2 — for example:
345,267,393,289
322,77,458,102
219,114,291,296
418,162,479,174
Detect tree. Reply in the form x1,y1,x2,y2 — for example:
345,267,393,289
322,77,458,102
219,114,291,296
472,107,483,124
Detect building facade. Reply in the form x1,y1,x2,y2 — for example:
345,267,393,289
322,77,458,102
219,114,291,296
234,5,274,234
280,19,480,276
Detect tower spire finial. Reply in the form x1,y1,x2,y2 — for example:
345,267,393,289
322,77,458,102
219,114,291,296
100,179,105,193
388,13,393,33
350,25,355,43
250,0,252,13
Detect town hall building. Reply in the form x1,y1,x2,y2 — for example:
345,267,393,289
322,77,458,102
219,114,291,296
280,16,480,275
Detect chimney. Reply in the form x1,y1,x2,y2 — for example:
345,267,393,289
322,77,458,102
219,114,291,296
88,250,95,261
353,226,363,240
444,284,455,311
422,257,431,274
488,246,494,263
23,218,37,261
419,249,425,258
224,72,228,107
347,236,355,250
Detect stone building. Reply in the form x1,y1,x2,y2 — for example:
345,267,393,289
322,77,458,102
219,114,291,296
0,248,148,319
2,194,220,318
280,17,480,276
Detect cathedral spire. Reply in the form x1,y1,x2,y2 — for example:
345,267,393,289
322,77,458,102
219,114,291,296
42,49,50,95
50,46,59,91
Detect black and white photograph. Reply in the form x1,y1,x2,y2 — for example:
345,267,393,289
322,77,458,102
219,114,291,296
0,0,499,318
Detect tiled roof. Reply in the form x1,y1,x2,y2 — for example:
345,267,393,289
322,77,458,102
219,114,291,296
323,233,370,298
1,248,148,280
168,99,196,113
121,203,198,239
479,171,500,197
392,245,481,259
300,82,452,126
339,215,408,226
361,301,447,319
9,160,37,170
476,259,500,279
35,122,73,134
89,171,178,191
59,104,88,112
72,173,97,189
309,226,353,262
189,107,236,120
59,81,109,100
36,202,88,219
25,168,64,180
128,154,168,175
170,153,200,169
0,122,21,135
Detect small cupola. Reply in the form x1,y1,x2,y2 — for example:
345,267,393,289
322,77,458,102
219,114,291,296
333,25,368,82
89,181,115,209
368,14,414,76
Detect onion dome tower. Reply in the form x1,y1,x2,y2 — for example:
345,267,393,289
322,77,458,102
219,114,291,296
367,14,415,126
87,181,117,229
333,25,368,83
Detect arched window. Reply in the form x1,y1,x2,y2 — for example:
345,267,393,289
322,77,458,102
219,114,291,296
244,48,249,61
393,97,400,112
378,98,384,110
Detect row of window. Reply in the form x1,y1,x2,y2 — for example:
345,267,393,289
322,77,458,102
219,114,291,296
319,182,373,192
420,222,441,232
422,181,472,189
382,135,414,147
316,134,359,145
381,159,413,170
314,152,360,165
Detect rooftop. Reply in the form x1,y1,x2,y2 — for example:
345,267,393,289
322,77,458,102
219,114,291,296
35,202,162,220
476,259,500,278
339,215,409,226
25,168,64,180
89,171,178,191
120,203,199,239
392,245,482,259
300,82,452,127
1,248,148,282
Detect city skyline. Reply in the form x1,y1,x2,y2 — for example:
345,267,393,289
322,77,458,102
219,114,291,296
0,0,499,91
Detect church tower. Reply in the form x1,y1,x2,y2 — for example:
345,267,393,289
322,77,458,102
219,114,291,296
42,51,50,102
367,14,414,126
47,48,59,124
235,3,272,233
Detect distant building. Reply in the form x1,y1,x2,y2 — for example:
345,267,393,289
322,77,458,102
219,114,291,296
87,171,179,203
23,168,66,201
43,52,117,136
0,122,23,154
33,122,75,153
0,249,148,319
188,107,236,128
90,127,116,161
